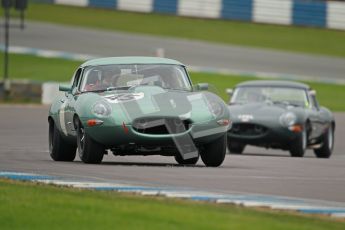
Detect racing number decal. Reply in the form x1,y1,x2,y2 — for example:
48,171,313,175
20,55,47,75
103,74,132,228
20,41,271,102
104,93,144,104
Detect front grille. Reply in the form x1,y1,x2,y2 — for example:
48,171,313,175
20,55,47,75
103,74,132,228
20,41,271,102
133,117,191,134
230,123,267,136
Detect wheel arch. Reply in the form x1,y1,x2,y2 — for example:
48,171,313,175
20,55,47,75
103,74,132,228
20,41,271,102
305,118,312,137
48,116,54,124
73,113,81,129
48,115,60,132
332,120,336,131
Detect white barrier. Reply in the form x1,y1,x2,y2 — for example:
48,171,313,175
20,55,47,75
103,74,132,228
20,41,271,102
48,0,345,31
55,0,88,7
327,1,345,30
253,0,292,25
117,0,153,13
178,0,222,19
42,82,65,105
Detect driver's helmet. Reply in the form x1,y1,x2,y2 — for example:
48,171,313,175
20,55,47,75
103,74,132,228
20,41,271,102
101,66,121,86
246,90,264,103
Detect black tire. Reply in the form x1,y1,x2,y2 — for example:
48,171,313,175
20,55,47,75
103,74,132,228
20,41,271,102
289,127,307,157
227,138,245,154
314,125,334,158
174,153,199,165
75,119,104,164
49,119,76,161
200,134,227,167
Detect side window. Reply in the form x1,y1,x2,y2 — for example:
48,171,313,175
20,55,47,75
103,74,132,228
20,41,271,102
310,94,319,110
72,68,83,90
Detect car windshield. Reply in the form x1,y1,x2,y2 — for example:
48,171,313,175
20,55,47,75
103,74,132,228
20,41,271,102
80,64,192,92
231,86,310,108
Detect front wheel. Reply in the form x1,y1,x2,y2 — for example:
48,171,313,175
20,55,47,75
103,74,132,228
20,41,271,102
200,134,227,167
49,120,76,161
75,119,105,164
174,154,199,165
314,125,334,158
289,127,307,157
227,138,245,154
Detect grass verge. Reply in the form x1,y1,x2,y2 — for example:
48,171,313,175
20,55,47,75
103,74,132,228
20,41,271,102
0,52,81,82
0,179,344,230
1,52,344,111
19,3,345,58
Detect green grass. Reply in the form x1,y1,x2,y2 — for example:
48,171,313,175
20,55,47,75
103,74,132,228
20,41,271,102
1,52,344,110
0,179,344,230
20,3,345,58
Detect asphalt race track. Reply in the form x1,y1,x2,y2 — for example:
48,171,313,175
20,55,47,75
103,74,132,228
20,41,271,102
4,21,345,81
0,105,344,203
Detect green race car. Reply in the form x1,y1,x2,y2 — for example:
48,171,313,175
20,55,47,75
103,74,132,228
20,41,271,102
226,80,335,158
48,57,230,166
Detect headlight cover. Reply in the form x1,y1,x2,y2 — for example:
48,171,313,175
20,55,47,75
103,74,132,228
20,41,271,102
208,100,224,118
279,112,297,127
92,101,112,118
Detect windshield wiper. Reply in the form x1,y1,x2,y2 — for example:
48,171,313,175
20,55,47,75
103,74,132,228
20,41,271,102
162,87,189,91
106,86,131,91
82,89,106,93
272,101,302,107
272,101,290,105
229,102,243,105
81,86,131,93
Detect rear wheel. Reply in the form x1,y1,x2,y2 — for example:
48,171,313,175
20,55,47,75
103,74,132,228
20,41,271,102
49,119,76,161
227,138,245,154
174,154,199,165
289,127,307,157
200,134,226,167
75,119,104,164
314,125,334,158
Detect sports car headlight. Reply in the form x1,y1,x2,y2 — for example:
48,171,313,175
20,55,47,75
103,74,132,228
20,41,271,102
92,101,112,118
208,100,224,118
279,112,297,127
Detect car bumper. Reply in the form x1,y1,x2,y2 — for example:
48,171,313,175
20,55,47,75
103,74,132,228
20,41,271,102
227,122,301,146
83,120,229,147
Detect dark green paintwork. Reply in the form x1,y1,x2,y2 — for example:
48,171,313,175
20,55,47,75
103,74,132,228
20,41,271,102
236,80,310,90
227,80,334,150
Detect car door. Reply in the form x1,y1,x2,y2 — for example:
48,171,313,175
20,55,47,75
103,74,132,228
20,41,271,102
307,90,327,139
65,68,83,136
57,88,70,137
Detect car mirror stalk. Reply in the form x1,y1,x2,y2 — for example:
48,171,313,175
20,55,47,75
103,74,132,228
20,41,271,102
195,83,209,91
59,84,72,93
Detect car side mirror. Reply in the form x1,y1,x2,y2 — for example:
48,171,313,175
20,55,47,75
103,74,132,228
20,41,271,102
226,88,233,96
59,84,72,93
309,90,316,96
195,83,209,91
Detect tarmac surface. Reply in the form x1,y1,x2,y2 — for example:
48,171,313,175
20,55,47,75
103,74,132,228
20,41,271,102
0,105,344,203
3,21,345,81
